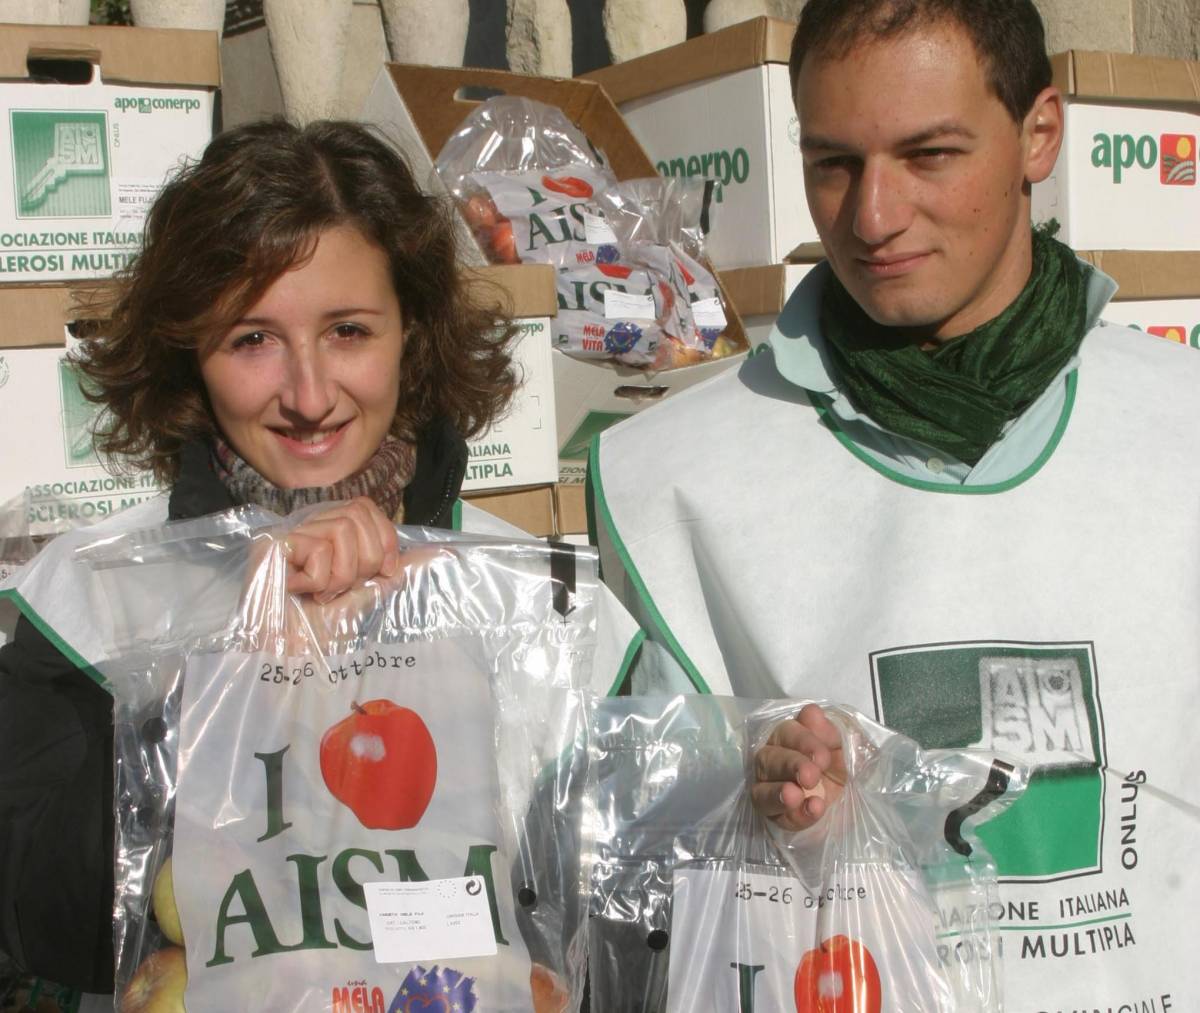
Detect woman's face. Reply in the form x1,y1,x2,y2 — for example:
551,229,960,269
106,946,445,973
199,225,405,490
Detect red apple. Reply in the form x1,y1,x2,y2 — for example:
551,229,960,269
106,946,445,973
795,934,881,1013
121,946,187,1013
462,192,498,231
319,699,437,830
490,218,519,264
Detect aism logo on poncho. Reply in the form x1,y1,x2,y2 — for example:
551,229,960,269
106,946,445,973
871,641,1106,880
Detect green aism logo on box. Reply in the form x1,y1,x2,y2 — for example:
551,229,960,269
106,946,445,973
872,641,1107,882
58,359,101,467
11,110,110,219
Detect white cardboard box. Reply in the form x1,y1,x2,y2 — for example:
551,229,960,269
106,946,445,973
584,18,814,270
461,313,560,492
553,349,746,462
717,260,820,349
1080,249,1200,348
0,24,219,283
1032,51,1199,251
0,288,159,534
1101,299,1200,348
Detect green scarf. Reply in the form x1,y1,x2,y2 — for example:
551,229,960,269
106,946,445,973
819,233,1089,466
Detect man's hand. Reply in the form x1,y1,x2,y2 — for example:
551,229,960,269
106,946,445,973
283,497,400,603
751,703,846,832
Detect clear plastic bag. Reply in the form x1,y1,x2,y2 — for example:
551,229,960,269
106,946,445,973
587,696,1026,1012
0,491,36,585
434,95,743,370
76,506,597,1012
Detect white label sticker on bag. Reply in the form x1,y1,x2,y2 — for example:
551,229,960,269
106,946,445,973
366,876,499,964
604,290,656,321
584,211,618,245
692,297,727,328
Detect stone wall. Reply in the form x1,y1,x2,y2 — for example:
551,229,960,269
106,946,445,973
1036,0,1200,62
219,0,1200,129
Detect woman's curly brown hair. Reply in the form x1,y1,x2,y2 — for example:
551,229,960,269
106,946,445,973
74,118,517,485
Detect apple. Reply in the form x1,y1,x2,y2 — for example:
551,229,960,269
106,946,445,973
794,934,881,1013
151,855,184,945
530,962,570,1013
462,192,498,231
121,946,187,1013
319,699,437,829
490,218,519,264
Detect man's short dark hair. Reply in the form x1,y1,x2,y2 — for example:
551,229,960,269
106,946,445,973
789,0,1054,125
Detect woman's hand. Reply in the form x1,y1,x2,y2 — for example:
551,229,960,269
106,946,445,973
751,703,846,832
283,497,400,603
239,499,452,656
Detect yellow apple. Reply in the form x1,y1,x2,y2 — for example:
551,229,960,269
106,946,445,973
151,856,183,945
121,946,187,1013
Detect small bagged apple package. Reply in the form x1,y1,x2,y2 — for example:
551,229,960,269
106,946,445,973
435,96,744,371
435,95,619,270
587,696,1027,1012
76,506,597,1013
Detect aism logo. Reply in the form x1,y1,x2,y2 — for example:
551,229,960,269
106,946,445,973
1091,130,1197,186
11,111,110,218
1160,133,1196,185
872,641,1107,881
57,359,101,467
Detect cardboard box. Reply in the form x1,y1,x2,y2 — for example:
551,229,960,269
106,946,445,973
1080,249,1200,349
1032,51,1199,251
460,264,561,493
463,483,557,537
0,24,219,283
583,18,812,269
554,482,588,537
0,286,160,534
466,482,593,541
717,258,821,349
361,63,750,470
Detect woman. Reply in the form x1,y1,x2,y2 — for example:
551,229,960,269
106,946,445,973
0,118,530,995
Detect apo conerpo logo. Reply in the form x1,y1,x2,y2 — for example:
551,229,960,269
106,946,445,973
1091,130,1196,185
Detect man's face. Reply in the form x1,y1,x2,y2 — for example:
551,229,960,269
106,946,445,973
798,23,1052,340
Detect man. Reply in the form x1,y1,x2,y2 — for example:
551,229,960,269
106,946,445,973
589,0,1200,1005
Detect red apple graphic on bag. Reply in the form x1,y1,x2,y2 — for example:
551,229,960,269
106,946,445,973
795,934,881,1013
319,699,437,829
541,174,593,199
